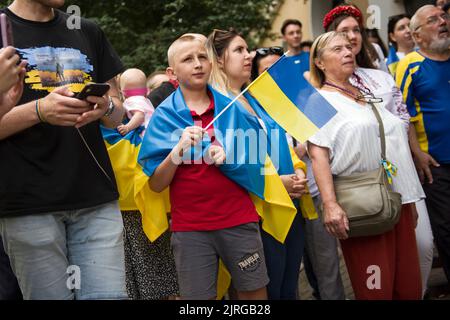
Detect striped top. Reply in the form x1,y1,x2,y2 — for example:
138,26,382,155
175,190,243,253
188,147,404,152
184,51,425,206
308,90,425,204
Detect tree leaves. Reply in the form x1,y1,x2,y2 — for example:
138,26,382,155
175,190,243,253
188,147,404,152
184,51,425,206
1,0,280,74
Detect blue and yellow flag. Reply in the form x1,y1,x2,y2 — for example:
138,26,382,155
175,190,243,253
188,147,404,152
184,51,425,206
387,45,400,76
136,86,299,299
102,126,143,211
137,86,298,244
248,54,337,143
244,92,318,221
102,124,229,299
101,125,172,240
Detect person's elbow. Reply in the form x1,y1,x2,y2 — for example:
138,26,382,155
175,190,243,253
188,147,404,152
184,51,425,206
149,179,166,193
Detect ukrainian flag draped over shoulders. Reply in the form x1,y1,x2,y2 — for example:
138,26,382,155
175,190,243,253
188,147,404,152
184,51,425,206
248,54,337,143
137,85,297,244
244,92,294,175
101,126,143,211
245,92,318,221
101,124,171,242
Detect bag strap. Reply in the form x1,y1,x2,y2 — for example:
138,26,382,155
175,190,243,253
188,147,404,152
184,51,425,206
369,103,386,161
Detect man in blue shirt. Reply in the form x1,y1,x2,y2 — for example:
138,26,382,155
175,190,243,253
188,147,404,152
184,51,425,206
281,19,310,78
396,4,450,284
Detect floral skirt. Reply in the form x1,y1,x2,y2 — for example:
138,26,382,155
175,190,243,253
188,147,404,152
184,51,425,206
122,211,179,300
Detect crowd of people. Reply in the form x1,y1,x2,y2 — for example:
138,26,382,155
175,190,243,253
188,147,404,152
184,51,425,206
0,0,449,301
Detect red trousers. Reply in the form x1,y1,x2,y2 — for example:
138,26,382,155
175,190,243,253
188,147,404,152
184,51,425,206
340,204,422,300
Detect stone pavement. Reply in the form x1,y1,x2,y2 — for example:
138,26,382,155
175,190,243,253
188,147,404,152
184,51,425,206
298,247,450,300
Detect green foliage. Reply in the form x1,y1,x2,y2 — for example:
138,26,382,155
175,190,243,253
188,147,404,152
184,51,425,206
0,0,281,74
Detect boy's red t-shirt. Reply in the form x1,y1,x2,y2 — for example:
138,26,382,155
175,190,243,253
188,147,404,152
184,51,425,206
169,94,260,232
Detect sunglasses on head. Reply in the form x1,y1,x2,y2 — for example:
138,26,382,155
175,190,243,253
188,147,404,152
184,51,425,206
255,46,284,57
211,28,228,39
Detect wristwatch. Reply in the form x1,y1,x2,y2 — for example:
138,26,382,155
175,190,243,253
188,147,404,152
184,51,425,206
104,96,115,117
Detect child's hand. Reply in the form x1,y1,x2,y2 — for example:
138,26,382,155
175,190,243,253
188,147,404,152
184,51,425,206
290,175,308,199
171,126,204,164
117,124,130,136
281,174,308,199
208,145,226,166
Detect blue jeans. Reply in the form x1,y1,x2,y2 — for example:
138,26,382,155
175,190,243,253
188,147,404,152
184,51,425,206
0,236,22,300
261,210,305,300
0,201,127,300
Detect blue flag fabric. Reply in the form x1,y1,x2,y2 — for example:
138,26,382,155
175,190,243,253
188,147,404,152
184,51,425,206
387,45,400,76
248,54,338,143
138,85,297,244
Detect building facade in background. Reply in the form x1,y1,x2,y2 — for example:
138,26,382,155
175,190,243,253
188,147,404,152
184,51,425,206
262,0,433,48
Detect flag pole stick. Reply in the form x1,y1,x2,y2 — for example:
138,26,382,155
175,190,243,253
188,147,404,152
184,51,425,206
204,51,290,131
204,86,250,131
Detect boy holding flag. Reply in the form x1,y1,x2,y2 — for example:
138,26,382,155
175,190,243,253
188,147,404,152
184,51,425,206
138,34,271,300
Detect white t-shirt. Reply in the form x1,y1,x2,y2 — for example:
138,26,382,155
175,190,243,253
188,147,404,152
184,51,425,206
308,90,425,204
372,43,389,73
396,51,406,60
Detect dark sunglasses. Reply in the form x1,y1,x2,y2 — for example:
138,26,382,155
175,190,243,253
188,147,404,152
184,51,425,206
255,46,284,57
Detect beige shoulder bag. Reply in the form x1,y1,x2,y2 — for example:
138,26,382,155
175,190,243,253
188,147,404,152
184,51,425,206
332,103,402,238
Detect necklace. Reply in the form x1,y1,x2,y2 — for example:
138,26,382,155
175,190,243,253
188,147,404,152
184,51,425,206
323,81,363,101
351,72,374,94
323,79,383,103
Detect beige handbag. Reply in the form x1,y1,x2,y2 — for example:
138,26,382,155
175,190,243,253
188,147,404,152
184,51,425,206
332,103,402,238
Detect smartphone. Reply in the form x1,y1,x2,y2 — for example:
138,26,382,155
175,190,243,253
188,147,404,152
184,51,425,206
76,83,110,100
0,13,14,48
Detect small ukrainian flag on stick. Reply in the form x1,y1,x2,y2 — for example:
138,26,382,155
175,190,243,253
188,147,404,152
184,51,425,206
206,52,338,143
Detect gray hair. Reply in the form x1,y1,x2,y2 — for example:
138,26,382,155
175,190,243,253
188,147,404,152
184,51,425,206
410,5,437,32
309,31,352,88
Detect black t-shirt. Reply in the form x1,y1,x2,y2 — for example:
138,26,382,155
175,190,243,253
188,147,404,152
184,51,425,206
147,81,176,108
0,8,124,217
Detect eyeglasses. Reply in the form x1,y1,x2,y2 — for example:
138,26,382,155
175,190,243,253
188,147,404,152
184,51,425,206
414,13,450,31
255,46,284,57
356,94,383,104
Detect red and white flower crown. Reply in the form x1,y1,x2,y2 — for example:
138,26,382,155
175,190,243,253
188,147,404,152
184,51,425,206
323,5,363,31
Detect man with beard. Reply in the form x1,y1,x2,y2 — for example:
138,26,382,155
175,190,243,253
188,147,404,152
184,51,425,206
0,0,127,300
396,4,450,285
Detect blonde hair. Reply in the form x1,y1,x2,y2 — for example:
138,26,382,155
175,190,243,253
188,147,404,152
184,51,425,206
167,33,207,67
309,31,351,88
205,29,242,98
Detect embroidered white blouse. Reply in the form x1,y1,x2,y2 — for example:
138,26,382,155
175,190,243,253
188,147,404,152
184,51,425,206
308,89,425,204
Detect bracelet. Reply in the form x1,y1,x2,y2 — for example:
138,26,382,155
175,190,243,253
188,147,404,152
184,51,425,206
35,99,46,123
104,96,115,117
